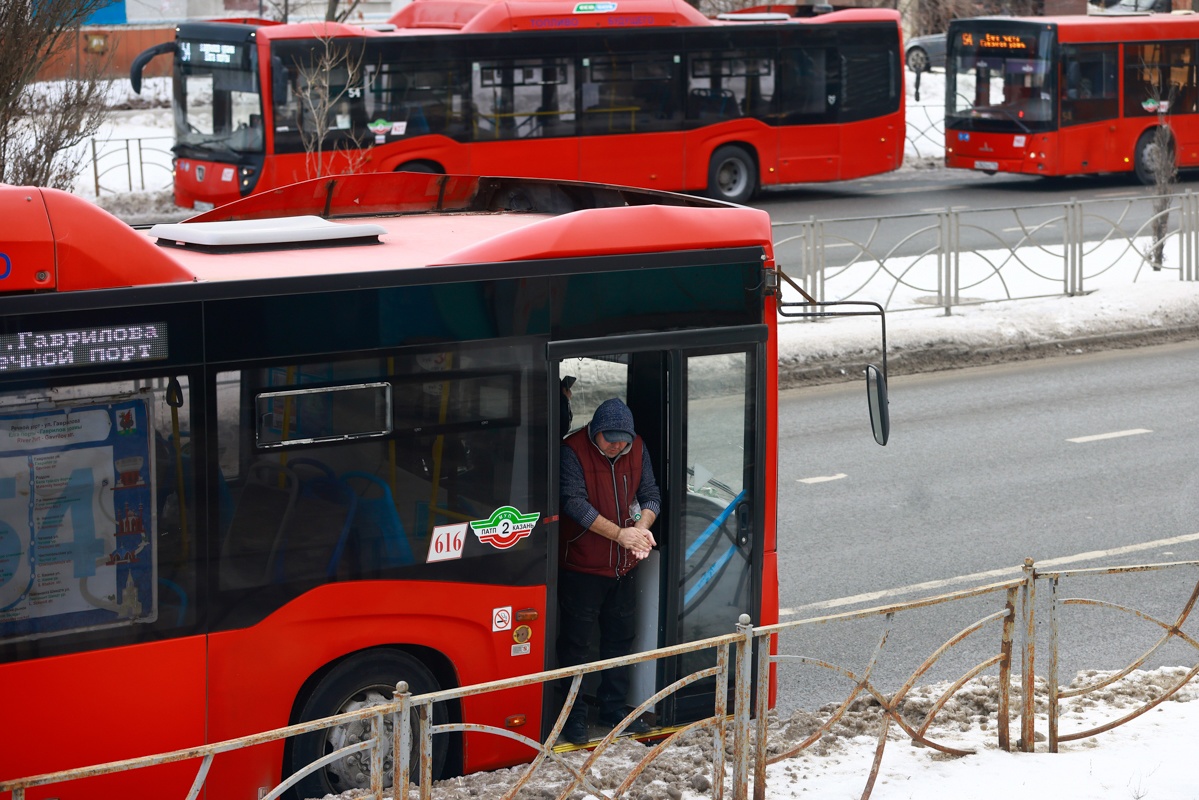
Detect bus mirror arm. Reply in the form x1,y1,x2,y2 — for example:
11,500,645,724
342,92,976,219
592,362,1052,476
775,279,890,445
130,41,176,95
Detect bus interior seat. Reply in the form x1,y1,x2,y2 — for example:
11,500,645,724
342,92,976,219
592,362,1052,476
274,458,358,582
689,88,740,120
342,471,417,569
219,461,298,589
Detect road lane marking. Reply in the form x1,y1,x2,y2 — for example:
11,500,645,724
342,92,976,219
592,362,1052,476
778,532,1199,617
1068,428,1152,443
798,473,847,484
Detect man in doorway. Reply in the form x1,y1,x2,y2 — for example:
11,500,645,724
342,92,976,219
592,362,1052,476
557,397,661,745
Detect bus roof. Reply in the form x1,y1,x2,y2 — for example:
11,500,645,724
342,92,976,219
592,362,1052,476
239,0,897,37
1,173,773,293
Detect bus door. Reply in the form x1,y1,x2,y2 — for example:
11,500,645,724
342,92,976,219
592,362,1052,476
549,324,765,727
468,56,580,180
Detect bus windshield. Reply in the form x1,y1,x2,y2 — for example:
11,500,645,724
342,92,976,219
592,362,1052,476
947,24,1056,131
175,36,264,157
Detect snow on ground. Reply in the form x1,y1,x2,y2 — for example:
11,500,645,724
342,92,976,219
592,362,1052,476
311,667,1199,800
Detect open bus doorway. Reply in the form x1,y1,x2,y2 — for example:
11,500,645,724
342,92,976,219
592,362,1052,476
549,325,764,738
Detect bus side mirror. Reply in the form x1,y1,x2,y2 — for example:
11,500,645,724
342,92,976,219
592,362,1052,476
866,363,889,446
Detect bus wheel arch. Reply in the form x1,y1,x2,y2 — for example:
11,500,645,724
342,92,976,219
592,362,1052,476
395,160,445,175
1134,127,1176,186
284,646,456,799
707,144,759,204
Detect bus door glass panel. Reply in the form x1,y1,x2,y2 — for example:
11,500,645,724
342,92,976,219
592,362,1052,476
579,53,680,134
1124,42,1197,122
775,47,837,183
363,59,471,142
471,58,575,139
676,350,754,683
470,57,579,179
1059,44,1119,171
215,343,542,594
0,375,199,647
578,52,684,186
1061,44,1119,125
176,42,263,154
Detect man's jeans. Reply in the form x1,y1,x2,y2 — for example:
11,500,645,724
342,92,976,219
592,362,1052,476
556,568,638,722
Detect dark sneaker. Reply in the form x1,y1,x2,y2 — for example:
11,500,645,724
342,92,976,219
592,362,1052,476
561,714,590,745
598,713,651,735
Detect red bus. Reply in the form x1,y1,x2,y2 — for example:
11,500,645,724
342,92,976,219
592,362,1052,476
130,0,905,210
0,172,887,800
944,12,1199,183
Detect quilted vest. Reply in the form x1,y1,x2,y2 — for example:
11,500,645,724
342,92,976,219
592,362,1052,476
560,428,644,578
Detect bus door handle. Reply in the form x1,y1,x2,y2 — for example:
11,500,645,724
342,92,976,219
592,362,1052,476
736,502,753,547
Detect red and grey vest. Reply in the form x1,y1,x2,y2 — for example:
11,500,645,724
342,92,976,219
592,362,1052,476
561,428,644,578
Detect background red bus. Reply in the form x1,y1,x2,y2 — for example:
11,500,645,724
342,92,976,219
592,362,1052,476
0,172,796,800
131,0,905,210
944,13,1199,183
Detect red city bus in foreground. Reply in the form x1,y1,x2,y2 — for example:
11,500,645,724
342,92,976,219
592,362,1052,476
945,12,1199,183
0,172,889,800
131,0,905,210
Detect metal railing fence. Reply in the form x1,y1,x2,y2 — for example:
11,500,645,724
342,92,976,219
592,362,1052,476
5,557,1199,800
89,136,174,196
774,191,1199,316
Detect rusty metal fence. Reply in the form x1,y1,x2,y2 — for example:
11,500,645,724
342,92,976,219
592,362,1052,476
5,557,1199,800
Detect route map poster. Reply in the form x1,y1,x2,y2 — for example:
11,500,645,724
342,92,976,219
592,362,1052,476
0,398,157,642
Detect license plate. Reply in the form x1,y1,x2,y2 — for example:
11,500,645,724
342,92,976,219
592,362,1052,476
974,160,999,171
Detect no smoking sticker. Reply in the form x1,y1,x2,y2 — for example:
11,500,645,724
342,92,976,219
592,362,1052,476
492,606,512,632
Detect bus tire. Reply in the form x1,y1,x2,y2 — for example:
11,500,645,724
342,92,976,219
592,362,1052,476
396,160,444,175
707,145,757,204
286,649,447,799
1134,129,1174,186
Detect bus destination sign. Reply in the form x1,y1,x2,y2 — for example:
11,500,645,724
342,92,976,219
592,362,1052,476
0,324,168,373
960,31,1037,54
180,41,247,68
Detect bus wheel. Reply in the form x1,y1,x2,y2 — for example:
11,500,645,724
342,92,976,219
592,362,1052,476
287,649,447,798
707,145,757,204
396,161,444,174
1134,130,1175,186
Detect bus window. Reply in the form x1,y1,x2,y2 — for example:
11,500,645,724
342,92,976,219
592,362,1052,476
686,50,775,122
580,53,681,135
1061,45,1118,125
777,47,831,122
473,58,576,140
839,44,900,122
1124,42,1197,117
363,60,471,141
0,375,198,651
215,342,543,592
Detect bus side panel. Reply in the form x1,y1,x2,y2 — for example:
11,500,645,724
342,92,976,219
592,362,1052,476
836,114,904,181
776,122,839,184
204,581,547,797
467,139,581,182
681,120,779,193
579,131,685,190
0,637,206,800
369,135,474,175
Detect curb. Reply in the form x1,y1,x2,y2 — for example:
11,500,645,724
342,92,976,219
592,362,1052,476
779,322,1199,389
